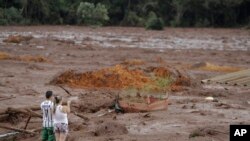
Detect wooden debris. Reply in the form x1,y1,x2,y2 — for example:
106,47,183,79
0,131,19,139
24,116,32,129
0,106,40,115
97,109,115,117
0,114,8,121
0,96,16,102
26,109,42,118
59,85,72,96
0,125,37,135
0,107,42,119
73,112,89,121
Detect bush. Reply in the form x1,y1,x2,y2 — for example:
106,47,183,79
121,11,144,26
195,19,210,27
0,19,8,25
145,11,164,30
0,7,23,25
5,7,23,24
77,2,109,26
0,8,6,25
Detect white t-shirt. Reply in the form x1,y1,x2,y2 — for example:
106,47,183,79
53,105,68,124
40,100,54,127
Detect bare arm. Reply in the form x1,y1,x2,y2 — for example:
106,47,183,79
62,101,71,113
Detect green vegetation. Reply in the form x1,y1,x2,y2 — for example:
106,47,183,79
142,76,173,93
123,76,173,98
77,2,109,26
145,11,164,30
0,0,249,28
155,77,172,89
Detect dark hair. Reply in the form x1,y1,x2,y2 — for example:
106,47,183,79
46,91,53,99
53,96,62,113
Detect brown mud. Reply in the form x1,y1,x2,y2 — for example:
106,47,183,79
0,26,249,141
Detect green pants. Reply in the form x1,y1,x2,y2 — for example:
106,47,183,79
42,127,55,141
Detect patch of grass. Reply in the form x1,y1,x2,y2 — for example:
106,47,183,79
155,77,173,89
141,76,173,92
122,87,138,97
121,76,173,99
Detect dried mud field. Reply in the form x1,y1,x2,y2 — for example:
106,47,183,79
0,26,250,141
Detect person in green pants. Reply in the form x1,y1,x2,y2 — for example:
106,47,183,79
41,91,55,141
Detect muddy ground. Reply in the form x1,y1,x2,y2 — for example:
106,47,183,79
0,26,250,141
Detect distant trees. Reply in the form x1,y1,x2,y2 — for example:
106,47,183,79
0,7,23,25
0,0,249,28
77,2,109,26
145,11,164,30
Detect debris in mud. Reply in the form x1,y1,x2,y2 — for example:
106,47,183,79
205,97,215,101
109,91,170,113
0,51,11,60
189,127,228,138
92,121,128,136
3,35,33,44
53,38,75,45
27,64,44,70
189,127,218,138
121,59,145,66
214,102,243,109
191,62,241,72
0,51,49,63
14,55,49,63
75,92,115,113
120,99,168,112
173,76,191,86
170,76,191,92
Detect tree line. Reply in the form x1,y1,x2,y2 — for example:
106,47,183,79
0,0,249,28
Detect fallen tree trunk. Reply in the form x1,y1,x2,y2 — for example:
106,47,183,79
26,109,42,118
7,108,42,118
0,96,16,102
0,131,19,139
24,116,32,129
0,107,42,121
0,114,8,122
0,125,37,135
73,112,89,121
0,106,40,115
59,85,72,96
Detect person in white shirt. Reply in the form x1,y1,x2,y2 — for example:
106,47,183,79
53,96,71,141
41,91,55,141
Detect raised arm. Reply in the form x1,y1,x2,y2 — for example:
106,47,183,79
62,100,71,113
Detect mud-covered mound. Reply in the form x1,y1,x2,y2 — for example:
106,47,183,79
3,35,33,43
52,65,151,89
93,121,128,136
52,65,190,92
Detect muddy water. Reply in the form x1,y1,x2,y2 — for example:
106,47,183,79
0,30,249,51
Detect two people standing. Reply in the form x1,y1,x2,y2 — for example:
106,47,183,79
41,91,71,141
